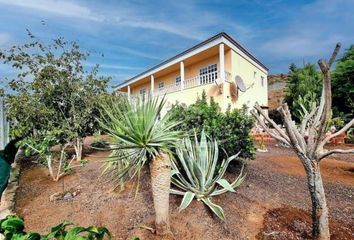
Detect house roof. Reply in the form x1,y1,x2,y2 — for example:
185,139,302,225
114,32,268,89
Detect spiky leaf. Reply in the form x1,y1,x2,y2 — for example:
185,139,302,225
179,192,195,211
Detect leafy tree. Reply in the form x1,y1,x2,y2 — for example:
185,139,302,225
168,91,255,160
332,45,354,121
0,30,110,161
284,63,322,121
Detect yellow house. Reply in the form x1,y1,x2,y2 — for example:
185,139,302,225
114,32,268,114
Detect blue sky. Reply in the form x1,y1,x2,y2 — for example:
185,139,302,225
0,0,353,89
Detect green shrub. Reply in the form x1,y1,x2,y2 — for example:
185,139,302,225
168,91,255,160
0,215,111,239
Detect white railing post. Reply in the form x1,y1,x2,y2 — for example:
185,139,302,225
150,75,155,96
180,61,185,90
219,43,225,82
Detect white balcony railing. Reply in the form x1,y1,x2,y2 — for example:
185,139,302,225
155,71,231,96
115,91,129,97
156,82,182,95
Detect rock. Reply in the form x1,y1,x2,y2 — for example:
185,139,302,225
63,192,73,201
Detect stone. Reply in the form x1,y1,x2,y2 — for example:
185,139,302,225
63,192,73,201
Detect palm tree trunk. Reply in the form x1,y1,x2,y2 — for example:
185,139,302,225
149,151,172,236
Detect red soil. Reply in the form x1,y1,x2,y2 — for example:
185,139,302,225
14,139,354,239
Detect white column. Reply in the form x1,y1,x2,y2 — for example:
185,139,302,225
180,61,185,90
150,75,155,96
219,43,225,81
127,86,131,102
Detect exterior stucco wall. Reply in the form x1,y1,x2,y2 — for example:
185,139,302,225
161,83,223,115
228,50,268,111
132,81,151,96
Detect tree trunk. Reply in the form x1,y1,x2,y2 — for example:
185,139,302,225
46,155,56,181
307,163,330,240
74,138,83,162
149,151,173,236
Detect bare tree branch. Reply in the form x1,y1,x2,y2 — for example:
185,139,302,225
300,102,317,135
318,149,354,161
319,118,354,149
254,103,291,142
278,105,305,154
250,109,290,145
282,104,307,151
328,42,341,68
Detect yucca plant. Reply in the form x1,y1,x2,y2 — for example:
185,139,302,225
0,215,111,240
170,131,246,220
99,96,182,236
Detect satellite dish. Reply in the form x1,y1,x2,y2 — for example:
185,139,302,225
235,75,247,92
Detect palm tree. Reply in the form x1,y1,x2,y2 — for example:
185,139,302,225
99,96,182,236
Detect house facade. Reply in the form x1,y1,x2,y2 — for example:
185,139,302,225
114,32,268,114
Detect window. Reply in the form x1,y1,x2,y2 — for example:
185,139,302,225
254,71,257,79
175,76,181,86
199,64,218,85
139,88,146,96
261,76,265,87
158,81,164,90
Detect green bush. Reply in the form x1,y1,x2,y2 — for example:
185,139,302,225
0,215,111,239
168,91,255,160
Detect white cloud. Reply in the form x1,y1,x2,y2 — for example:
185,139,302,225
115,18,203,41
0,0,217,40
258,0,353,65
0,0,104,21
0,33,12,47
85,62,144,71
260,33,344,58
114,46,161,60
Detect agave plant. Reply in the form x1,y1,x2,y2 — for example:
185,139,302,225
0,215,111,240
99,96,182,236
170,131,246,220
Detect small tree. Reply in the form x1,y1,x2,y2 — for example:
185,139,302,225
0,30,110,161
100,97,182,236
251,43,354,240
21,130,83,182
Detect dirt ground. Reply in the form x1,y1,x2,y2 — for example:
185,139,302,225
14,138,354,240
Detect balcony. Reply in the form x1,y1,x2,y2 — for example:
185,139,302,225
155,71,231,96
